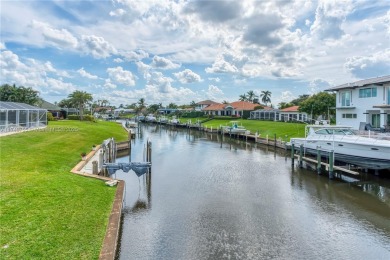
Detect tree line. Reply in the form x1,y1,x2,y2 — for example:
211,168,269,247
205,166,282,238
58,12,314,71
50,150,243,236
0,84,336,120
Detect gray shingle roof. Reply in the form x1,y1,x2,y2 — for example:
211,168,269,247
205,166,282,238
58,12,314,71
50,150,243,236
0,101,47,110
325,75,390,91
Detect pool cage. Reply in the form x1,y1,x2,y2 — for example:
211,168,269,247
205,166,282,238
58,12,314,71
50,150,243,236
0,101,47,132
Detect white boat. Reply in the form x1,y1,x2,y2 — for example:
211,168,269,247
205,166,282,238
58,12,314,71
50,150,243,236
158,116,168,123
222,121,248,134
145,114,157,122
170,116,179,124
290,125,390,170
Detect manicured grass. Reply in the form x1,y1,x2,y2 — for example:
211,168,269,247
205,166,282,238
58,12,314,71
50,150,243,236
203,119,306,139
0,120,128,259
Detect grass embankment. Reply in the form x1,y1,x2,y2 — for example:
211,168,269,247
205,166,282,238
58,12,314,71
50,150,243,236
203,119,306,139
0,120,128,259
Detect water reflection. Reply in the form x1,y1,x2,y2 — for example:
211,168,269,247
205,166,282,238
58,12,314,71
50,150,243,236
116,124,390,260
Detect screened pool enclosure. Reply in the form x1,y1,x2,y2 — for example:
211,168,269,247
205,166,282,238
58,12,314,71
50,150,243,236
0,101,47,132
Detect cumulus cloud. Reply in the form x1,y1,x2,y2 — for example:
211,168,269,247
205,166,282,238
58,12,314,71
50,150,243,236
344,49,390,78
114,58,124,63
308,78,331,94
0,42,6,49
120,49,149,61
80,35,116,59
151,55,180,70
184,0,242,23
205,52,248,74
103,79,117,89
78,67,98,79
44,77,76,95
174,69,202,83
206,84,224,97
310,0,353,40
208,77,220,82
243,13,284,46
107,66,136,86
31,20,78,48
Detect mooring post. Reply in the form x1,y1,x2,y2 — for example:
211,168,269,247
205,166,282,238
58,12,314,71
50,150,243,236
92,161,98,175
274,134,276,148
291,143,295,166
129,138,132,162
329,150,334,179
299,144,303,168
317,146,322,174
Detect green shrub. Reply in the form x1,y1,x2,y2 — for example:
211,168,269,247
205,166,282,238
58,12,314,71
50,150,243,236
47,112,55,121
67,115,96,122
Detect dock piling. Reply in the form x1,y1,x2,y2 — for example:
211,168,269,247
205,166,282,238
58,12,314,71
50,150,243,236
329,150,334,179
299,144,303,168
316,146,322,174
291,143,295,166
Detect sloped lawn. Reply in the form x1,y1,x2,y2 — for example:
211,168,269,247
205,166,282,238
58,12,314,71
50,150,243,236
203,119,306,139
0,120,128,259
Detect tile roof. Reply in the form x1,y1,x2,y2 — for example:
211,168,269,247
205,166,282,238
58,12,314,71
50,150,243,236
203,101,260,111
281,106,300,112
325,75,390,91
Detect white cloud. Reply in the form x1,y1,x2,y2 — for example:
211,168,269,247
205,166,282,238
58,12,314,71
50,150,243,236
344,49,390,78
78,67,98,79
44,78,76,95
120,49,149,61
107,66,136,86
114,58,124,63
103,79,117,89
80,35,116,59
0,42,5,49
173,69,202,83
151,55,180,70
31,20,78,48
310,0,354,40
208,77,220,82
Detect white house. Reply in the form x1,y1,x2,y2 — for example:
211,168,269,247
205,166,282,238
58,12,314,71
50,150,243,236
250,105,308,122
195,100,219,111
325,75,390,130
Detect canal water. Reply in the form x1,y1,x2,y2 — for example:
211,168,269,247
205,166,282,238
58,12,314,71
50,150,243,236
115,124,390,260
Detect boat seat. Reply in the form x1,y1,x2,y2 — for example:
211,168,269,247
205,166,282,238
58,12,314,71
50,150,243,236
365,123,381,132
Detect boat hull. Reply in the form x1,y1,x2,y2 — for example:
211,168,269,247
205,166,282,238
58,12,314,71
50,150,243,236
290,137,390,170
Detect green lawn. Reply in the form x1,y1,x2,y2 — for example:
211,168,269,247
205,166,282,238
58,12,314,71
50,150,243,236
203,119,306,139
0,120,128,259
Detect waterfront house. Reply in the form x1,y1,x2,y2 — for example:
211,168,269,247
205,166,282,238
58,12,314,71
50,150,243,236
203,101,259,117
250,106,308,122
280,106,308,122
325,75,390,130
195,100,219,111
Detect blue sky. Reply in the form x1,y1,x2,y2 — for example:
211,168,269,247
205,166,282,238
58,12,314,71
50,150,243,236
1,0,389,107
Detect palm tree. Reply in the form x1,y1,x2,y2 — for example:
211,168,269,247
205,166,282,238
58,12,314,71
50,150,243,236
246,90,257,102
260,90,272,106
136,98,146,114
222,100,229,104
239,94,248,101
68,90,93,120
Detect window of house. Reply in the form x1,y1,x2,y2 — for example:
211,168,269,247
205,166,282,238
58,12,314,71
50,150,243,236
341,91,351,106
342,114,357,119
359,87,377,98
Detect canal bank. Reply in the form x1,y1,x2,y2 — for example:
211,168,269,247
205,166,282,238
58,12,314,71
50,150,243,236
113,124,390,260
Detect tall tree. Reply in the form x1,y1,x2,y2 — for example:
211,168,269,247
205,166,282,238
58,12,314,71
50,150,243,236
68,90,93,120
299,92,336,120
168,102,178,109
260,90,272,106
136,98,146,114
0,84,41,105
246,90,257,102
239,94,248,101
222,100,229,104
290,94,310,106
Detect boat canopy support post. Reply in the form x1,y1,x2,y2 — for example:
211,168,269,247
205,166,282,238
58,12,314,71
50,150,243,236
299,144,303,168
317,146,322,175
329,150,334,179
291,143,295,166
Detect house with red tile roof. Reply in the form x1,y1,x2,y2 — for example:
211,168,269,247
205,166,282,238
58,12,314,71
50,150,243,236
203,101,262,117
